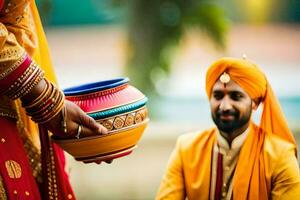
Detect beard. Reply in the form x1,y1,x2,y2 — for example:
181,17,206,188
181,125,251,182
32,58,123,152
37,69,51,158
212,108,251,133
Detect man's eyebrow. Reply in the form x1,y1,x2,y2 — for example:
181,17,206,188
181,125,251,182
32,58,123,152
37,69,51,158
212,90,223,93
212,89,245,94
229,90,245,95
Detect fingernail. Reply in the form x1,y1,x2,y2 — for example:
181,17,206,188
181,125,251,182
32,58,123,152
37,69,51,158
99,127,108,134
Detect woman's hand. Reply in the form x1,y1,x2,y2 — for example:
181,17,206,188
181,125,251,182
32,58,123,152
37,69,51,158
21,79,110,163
44,100,107,139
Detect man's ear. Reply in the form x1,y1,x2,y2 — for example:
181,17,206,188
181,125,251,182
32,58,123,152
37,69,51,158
252,98,260,110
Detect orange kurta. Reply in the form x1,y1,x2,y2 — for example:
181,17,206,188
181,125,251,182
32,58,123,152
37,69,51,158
156,123,300,200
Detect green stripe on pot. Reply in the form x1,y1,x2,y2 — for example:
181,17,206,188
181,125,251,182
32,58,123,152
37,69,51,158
88,97,148,120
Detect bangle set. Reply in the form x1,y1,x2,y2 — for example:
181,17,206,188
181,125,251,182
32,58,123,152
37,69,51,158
6,63,44,99
1,55,45,99
22,79,65,124
0,52,66,125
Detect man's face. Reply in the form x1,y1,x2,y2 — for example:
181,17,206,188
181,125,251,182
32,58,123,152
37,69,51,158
210,79,253,134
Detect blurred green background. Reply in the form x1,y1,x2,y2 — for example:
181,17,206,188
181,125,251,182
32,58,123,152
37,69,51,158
36,0,300,199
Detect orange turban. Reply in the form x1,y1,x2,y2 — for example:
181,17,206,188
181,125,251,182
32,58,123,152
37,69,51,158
205,57,297,147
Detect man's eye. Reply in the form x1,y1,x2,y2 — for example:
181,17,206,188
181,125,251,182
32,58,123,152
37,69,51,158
231,93,243,101
213,93,223,100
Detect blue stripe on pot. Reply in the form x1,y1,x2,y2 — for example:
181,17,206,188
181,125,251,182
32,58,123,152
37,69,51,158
64,77,129,96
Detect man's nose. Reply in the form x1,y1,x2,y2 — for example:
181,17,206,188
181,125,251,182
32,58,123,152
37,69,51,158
219,97,233,111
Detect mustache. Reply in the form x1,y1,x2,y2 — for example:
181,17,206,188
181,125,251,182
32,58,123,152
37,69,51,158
216,109,238,117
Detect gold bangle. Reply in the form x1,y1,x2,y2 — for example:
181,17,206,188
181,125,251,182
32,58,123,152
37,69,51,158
15,67,43,98
4,63,37,97
30,88,62,120
36,92,65,124
22,78,66,125
20,70,45,98
8,66,42,99
26,82,55,114
61,104,67,133
28,86,58,117
23,79,50,109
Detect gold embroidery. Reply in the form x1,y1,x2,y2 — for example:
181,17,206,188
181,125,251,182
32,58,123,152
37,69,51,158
23,139,42,183
0,52,26,80
0,106,18,119
0,0,28,22
14,101,42,183
0,88,17,121
47,139,59,199
5,160,22,179
0,46,24,63
0,175,8,200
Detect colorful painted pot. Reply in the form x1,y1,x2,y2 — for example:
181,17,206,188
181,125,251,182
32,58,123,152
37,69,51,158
52,78,149,162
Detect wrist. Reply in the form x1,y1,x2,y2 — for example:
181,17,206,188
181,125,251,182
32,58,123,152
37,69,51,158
22,78,65,125
20,78,47,104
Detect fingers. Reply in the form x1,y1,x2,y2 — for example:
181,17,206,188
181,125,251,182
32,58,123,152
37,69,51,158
55,116,107,139
78,125,102,138
53,100,107,138
79,114,108,135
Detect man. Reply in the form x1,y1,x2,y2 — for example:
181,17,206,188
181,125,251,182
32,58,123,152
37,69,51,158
0,1,106,199
156,57,300,199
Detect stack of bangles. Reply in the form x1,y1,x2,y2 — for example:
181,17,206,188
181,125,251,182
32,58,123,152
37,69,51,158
22,79,65,124
0,54,65,125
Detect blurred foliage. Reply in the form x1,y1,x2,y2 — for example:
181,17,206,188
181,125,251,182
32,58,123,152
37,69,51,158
117,0,229,96
36,0,300,97
275,0,300,23
38,0,229,96
231,0,300,24
37,0,228,96
37,0,300,26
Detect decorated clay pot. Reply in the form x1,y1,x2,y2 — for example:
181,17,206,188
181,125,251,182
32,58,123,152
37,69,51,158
52,78,148,163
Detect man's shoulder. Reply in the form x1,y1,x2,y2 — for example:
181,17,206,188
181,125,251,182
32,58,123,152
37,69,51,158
263,131,299,190
264,133,296,151
263,132,297,161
